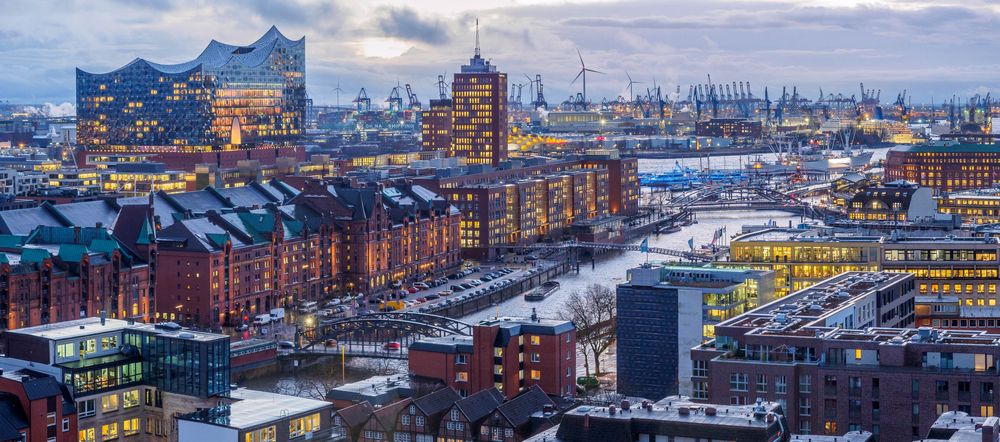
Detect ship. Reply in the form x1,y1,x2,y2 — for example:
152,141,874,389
525,281,560,301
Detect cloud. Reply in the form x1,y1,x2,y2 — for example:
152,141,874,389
375,7,450,45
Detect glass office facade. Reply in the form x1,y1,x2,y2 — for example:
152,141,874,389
77,27,305,151
125,330,230,398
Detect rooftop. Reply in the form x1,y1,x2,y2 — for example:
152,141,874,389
4,317,227,342
477,316,575,336
326,375,414,406
177,388,330,430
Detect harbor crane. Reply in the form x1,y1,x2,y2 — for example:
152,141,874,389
386,85,403,113
405,84,421,110
353,88,371,113
435,74,449,100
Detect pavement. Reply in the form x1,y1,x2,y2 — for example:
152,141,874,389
394,264,535,313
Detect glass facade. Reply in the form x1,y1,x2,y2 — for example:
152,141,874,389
125,330,230,397
77,26,305,151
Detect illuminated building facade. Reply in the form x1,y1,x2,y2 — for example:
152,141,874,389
727,228,1000,302
885,143,1000,191
75,26,306,171
422,99,453,152
449,33,508,166
695,118,762,139
2,318,230,442
936,189,1000,225
846,183,937,222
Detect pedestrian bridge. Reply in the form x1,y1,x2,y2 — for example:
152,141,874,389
299,312,472,353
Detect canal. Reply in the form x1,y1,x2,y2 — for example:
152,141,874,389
247,150,889,392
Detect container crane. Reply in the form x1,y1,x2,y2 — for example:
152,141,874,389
353,88,371,113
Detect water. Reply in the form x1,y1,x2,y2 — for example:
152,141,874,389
461,209,802,323
637,146,892,174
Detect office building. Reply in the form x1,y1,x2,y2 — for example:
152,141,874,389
689,272,1000,439
421,99,452,152
448,26,508,166
409,315,576,399
75,26,306,171
726,227,1000,300
1,317,231,442
616,265,775,399
937,188,1000,225
885,143,1000,191
177,389,332,442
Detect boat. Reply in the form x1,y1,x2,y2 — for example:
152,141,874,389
525,281,560,301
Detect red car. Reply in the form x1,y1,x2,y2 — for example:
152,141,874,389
383,342,402,351
407,287,419,294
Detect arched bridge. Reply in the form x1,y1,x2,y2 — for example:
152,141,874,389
299,312,472,354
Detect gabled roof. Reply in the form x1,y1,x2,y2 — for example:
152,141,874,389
454,388,504,424
0,394,27,441
336,401,375,428
372,398,412,432
414,387,462,418
495,385,554,428
21,375,64,401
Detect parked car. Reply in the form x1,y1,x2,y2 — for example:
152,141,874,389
425,294,440,300
414,282,430,290
278,341,295,350
253,314,271,326
451,285,465,292
439,290,453,296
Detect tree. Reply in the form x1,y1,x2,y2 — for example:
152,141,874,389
558,283,616,377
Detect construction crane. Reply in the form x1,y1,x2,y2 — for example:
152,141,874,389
405,84,421,110
525,74,547,110
353,88,371,113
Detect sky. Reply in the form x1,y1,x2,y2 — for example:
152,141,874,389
2,0,999,110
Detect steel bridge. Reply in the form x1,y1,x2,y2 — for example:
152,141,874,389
668,183,828,219
298,312,472,353
491,240,715,261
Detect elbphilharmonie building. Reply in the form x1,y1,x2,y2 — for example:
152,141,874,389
75,27,305,169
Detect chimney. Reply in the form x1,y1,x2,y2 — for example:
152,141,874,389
582,414,589,430
100,310,106,326
531,307,538,322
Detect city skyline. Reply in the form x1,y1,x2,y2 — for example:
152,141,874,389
2,0,999,109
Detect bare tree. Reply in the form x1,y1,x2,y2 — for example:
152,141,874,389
558,283,616,377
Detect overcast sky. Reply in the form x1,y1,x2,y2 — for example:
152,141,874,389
2,0,998,108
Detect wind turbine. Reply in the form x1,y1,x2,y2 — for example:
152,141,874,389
333,80,344,109
571,48,603,105
625,71,642,102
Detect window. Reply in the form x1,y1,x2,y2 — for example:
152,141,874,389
983,405,995,417
362,431,384,440
757,374,768,393
289,413,321,438
122,390,139,409
80,428,95,442
799,375,812,393
937,403,950,415
455,372,468,382
450,409,460,421
776,376,787,394
401,415,410,425
62,418,70,432
730,373,748,391
455,354,468,364
692,360,707,377
693,381,708,400
393,433,411,442
415,416,425,427
100,336,118,351
531,352,540,363
245,426,276,442
100,423,117,441
78,400,96,418
101,394,119,413
56,342,75,359
531,370,541,380
123,418,139,436
530,335,540,345
799,398,811,416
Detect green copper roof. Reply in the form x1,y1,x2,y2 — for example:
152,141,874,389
136,219,153,245
22,248,51,263
0,235,25,248
58,244,88,263
89,239,120,255
206,233,230,248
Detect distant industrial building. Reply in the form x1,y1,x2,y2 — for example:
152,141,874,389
421,99,452,153
616,265,775,399
75,27,306,171
695,118,762,139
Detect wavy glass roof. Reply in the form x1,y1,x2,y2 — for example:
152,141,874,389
79,26,304,75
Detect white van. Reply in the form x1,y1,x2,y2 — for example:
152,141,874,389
299,301,318,313
269,308,285,323
253,314,271,326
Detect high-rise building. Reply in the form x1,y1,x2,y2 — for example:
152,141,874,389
449,23,508,166
422,99,453,152
75,26,306,171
